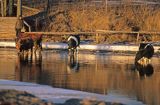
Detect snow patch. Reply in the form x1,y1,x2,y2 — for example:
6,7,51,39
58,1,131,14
0,79,144,105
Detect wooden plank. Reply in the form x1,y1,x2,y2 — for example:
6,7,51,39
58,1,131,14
24,30,160,36
14,4,41,13
25,32,95,35
1,31,160,36
96,30,160,34
0,30,160,42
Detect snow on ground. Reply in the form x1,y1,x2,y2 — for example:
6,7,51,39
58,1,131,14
0,41,160,52
1,41,160,53
0,79,144,105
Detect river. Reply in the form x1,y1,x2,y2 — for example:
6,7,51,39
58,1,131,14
0,48,160,105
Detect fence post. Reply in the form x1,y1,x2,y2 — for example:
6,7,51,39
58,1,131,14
9,0,14,16
136,32,139,44
17,0,22,17
1,0,4,16
96,33,99,43
3,0,7,16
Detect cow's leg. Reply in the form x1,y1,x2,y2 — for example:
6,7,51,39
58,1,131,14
40,43,42,50
76,47,79,54
30,46,33,57
23,51,28,60
74,48,76,55
148,59,151,63
35,44,42,58
38,45,42,57
68,49,71,56
38,40,42,51
17,50,21,55
37,43,42,54
35,41,42,54
71,48,73,55
20,49,24,55
34,45,37,55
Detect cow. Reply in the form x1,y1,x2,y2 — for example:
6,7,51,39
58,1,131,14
67,35,80,55
15,37,34,55
135,43,154,65
30,33,42,54
15,33,42,55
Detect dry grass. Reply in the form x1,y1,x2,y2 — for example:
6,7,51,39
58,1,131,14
2,1,160,43
45,3,160,31
41,1,160,43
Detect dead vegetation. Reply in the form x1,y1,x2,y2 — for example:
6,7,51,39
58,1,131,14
45,2,160,32
40,1,160,43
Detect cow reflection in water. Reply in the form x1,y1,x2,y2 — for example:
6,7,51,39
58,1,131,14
134,62,154,77
67,54,80,73
15,52,42,82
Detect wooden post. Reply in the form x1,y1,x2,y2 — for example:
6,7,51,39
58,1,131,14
17,0,22,17
4,0,7,16
96,33,99,44
9,0,14,16
136,32,139,44
1,0,4,16
1,0,14,16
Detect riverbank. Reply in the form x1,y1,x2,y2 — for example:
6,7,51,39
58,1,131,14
0,80,144,105
0,89,124,105
0,41,160,53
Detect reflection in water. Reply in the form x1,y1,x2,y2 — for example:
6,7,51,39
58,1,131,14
67,54,79,73
0,49,160,105
134,62,154,78
15,52,42,83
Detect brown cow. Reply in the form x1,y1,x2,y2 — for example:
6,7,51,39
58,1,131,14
30,33,42,53
15,32,42,55
15,37,34,55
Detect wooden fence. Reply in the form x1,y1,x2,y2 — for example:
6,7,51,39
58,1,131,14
24,30,160,44
0,30,160,43
95,30,160,43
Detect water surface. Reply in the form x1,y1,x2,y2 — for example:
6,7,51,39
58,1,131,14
0,48,160,105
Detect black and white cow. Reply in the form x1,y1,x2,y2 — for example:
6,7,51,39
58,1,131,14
135,43,154,65
67,35,80,55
